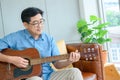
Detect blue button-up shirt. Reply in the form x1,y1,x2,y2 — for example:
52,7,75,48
0,29,60,80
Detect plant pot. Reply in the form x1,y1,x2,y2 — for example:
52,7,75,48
101,50,108,65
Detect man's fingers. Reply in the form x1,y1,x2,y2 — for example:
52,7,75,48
75,50,78,52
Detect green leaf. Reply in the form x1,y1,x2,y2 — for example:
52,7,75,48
91,38,97,43
81,30,92,37
95,30,108,37
84,38,92,43
93,22,110,29
80,37,84,42
97,38,112,44
105,38,112,42
77,20,87,28
90,15,101,22
97,38,105,44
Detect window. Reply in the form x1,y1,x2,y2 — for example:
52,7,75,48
102,0,120,64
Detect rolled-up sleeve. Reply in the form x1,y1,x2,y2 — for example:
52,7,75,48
51,37,60,56
0,38,10,51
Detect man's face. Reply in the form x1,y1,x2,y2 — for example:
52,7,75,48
24,14,44,36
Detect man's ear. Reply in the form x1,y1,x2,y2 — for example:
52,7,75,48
23,22,28,29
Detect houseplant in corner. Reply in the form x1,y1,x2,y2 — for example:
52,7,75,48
76,15,112,64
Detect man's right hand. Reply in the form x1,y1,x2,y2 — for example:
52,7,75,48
8,56,29,68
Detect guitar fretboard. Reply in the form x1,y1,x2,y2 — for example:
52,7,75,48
30,54,69,65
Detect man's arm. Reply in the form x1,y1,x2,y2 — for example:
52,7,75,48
53,50,80,69
0,52,28,68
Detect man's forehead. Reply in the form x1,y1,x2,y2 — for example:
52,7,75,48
30,14,42,22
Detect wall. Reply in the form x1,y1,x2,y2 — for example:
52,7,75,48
0,0,47,36
0,0,100,43
0,1,4,38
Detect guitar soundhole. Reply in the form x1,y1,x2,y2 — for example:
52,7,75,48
13,58,33,78
13,66,33,78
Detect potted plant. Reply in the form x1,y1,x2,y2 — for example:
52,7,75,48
76,15,112,64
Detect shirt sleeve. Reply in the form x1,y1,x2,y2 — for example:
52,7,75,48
0,38,10,51
51,37,60,56
50,37,60,63
0,33,15,51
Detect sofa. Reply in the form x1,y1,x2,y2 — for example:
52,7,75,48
55,40,104,80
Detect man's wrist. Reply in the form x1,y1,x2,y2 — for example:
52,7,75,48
7,56,13,64
67,59,73,64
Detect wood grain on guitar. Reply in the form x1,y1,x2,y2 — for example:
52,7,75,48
0,48,70,80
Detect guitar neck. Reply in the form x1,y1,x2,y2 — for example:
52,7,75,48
30,54,69,65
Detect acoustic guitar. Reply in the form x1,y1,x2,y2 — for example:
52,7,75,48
0,48,70,80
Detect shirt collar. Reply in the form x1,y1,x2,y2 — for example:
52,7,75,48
24,29,44,41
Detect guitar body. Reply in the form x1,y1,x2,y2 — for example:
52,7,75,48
0,48,41,80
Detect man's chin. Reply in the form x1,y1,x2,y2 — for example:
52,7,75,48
37,32,42,35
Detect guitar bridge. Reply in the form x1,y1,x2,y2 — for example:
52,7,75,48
7,63,11,71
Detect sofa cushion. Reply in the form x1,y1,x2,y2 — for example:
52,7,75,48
50,40,73,71
82,72,97,80
56,40,68,54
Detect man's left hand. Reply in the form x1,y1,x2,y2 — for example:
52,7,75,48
68,50,80,63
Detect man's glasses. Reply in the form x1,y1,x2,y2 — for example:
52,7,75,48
29,18,45,27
